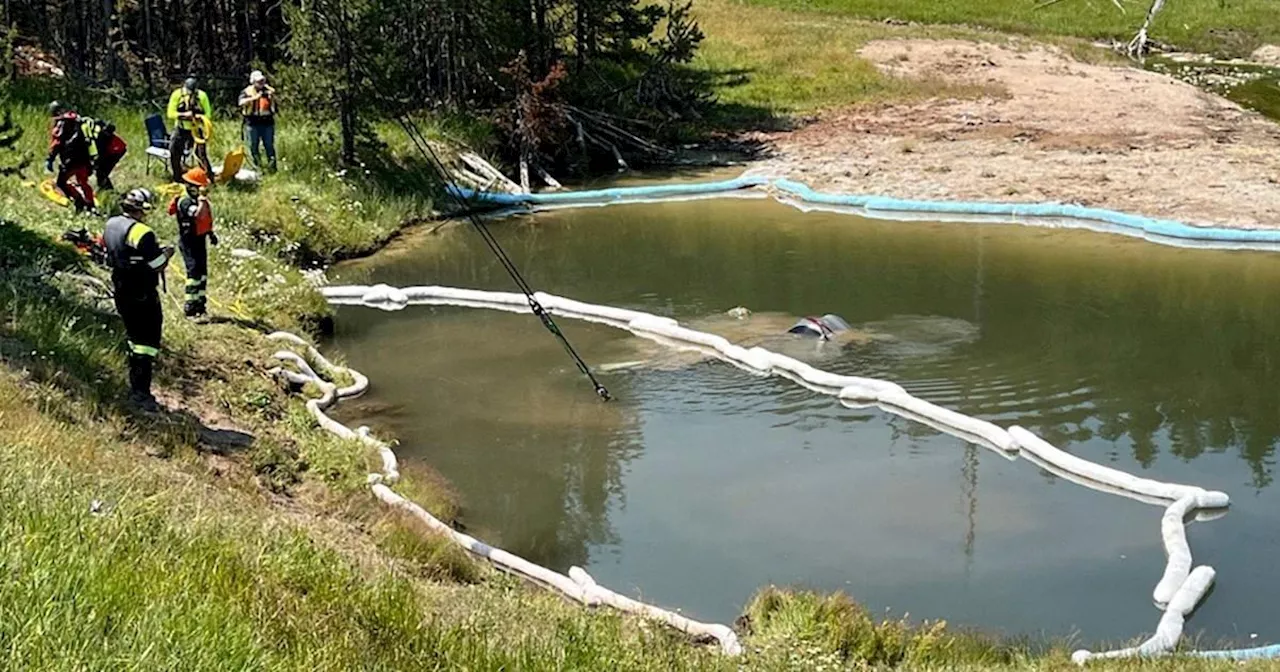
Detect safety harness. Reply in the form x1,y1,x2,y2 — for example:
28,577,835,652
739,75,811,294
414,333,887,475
240,85,277,119
50,112,89,163
104,217,157,271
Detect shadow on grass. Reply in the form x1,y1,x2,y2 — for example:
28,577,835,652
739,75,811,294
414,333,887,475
362,152,443,203
698,66,796,134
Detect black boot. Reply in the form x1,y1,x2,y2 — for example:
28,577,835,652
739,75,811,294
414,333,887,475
184,300,207,318
128,354,160,413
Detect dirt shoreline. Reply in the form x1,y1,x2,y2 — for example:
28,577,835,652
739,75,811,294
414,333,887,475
750,39,1280,230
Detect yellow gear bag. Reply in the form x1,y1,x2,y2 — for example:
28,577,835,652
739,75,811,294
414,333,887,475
39,179,71,207
216,146,245,185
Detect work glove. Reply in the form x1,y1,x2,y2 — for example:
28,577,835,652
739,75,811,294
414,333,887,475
208,231,219,246
44,158,54,174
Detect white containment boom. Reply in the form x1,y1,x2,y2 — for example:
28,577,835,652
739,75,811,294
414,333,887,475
264,284,1246,662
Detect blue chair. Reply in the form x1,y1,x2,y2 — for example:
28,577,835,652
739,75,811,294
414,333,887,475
143,113,174,174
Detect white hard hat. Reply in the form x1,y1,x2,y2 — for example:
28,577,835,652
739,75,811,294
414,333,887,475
123,188,155,211
249,70,265,83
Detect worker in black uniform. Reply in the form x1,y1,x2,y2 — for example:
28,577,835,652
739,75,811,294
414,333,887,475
169,167,218,318
103,188,174,412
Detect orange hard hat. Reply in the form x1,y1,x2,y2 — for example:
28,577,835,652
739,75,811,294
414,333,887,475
182,167,210,187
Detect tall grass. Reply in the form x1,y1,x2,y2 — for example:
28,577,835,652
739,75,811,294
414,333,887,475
743,587,1025,668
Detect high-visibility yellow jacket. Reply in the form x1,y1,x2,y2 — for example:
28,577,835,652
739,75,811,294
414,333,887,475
166,88,212,130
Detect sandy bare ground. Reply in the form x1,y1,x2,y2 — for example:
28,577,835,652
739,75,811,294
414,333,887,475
752,39,1280,229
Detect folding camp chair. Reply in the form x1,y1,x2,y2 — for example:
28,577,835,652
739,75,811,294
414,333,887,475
143,113,183,175
143,113,168,174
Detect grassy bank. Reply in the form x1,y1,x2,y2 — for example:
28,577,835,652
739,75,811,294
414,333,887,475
717,0,1280,58
693,0,974,116
0,364,728,669
1,80,494,328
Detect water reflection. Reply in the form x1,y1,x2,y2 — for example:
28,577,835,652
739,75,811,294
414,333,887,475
331,308,641,569
327,198,1280,643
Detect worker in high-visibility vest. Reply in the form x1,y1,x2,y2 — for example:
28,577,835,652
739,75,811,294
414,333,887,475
103,188,175,412
166,76,213,182
238,70,279,172
78,114,128,191
169,167,218,318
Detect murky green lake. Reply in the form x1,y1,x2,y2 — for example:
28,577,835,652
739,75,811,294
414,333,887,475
327,195,1280,648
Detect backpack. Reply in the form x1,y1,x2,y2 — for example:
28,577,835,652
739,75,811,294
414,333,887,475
54,113,90,158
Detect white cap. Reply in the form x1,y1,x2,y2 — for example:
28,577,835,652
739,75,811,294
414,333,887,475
249,70,265,83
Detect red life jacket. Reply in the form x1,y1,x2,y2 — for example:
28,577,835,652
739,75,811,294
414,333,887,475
170,195,214,236
195,204,213,236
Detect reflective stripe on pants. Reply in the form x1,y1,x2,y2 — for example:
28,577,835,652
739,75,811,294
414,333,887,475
114,288,162,364
129,341,159,358
185,276,207,301
179,231,208,305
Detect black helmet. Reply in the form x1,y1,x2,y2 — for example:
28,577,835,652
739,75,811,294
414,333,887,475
183,77,198,91
48,100,65,116
122,188,155,213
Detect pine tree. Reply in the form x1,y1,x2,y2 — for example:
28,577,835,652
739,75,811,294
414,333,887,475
0,25,29,177
0,112,24,177
283,0,404,165
3,0,714,170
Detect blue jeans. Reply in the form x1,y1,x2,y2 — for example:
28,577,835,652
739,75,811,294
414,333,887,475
247,122,277,171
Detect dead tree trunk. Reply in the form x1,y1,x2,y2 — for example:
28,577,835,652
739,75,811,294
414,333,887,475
1128,0,1167,59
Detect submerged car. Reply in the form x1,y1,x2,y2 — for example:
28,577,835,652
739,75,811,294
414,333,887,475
787,314,852,340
